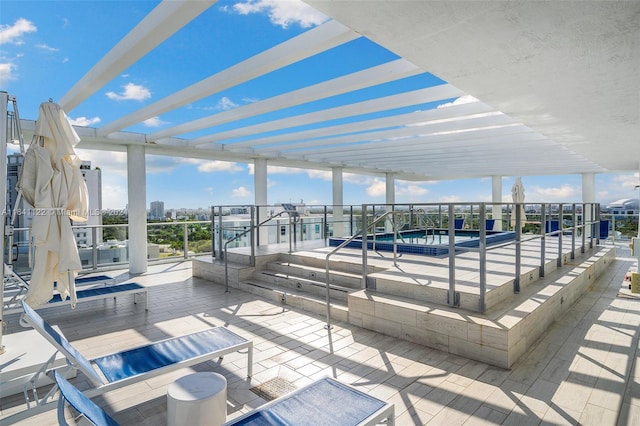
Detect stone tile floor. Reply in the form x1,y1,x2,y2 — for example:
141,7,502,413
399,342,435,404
1,241,638,425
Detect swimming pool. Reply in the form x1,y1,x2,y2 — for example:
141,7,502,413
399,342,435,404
329,229,516,256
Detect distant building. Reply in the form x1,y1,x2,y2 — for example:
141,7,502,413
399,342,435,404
150,201,165,219
604,198,639,216
74,161,102,247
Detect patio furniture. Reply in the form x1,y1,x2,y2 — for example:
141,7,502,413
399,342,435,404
54,371,118,426
2,277,148,315
224,377,395,426
167,372,227,426
8,300,253,423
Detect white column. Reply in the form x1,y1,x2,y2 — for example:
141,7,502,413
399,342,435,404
582,172,596,238
332,167,344,237
127,145,147,274
254,158,268,245
492,176,503,231
385,173,395,232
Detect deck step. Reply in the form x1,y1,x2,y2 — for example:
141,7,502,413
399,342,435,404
238,278,348,322
262,261,362,290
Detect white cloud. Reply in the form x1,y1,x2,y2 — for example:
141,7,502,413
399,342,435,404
35,43,58,52
195,160,243,173
0,18,37,45
69,116,101,126
529,184,579,202
440,195,462,203
0,62,16,83
396,184,429,198
366,179,386,197
217,96,238,111
230,0,328,28
143,116,167,127
437,95,478,109
232,186,251,198
613,172,640,189
106,82,151,101
306,169,332,180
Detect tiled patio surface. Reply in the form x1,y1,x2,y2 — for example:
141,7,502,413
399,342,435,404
1,241,639,425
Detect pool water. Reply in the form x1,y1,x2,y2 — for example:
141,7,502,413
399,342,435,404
329,229,516,256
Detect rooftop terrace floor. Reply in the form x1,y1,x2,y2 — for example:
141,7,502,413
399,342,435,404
1,241,639,425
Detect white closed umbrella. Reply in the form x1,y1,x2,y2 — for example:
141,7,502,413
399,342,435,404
511,176,526,228
19,101,89,308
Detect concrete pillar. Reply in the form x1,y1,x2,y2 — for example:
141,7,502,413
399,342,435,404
332,167,344,237
127,145,147,274
492,176,503,231
254,158,269,245
582,172,596,238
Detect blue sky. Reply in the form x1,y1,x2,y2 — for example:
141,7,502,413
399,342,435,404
1,0,638,210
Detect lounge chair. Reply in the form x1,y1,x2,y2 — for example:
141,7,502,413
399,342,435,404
454,218,465,229
54,371,118,426
2,267,146,315
225,377,395,426
6,300,253,423
51,374,394,426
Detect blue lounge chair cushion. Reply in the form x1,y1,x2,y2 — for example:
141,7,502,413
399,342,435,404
229,378,386,426
454,218,464,229
93,327,248,382
49,283,145,304
54,371,119,426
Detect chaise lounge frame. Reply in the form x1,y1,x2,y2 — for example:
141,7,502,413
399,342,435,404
224,377,395,426
0,300,253,425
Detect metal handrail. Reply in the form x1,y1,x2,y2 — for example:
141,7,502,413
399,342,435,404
223,211,289,292
323,210,399,329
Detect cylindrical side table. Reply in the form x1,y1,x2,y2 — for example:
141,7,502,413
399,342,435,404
167,372,227,426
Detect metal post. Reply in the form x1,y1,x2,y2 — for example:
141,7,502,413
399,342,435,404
447,204,457,306
362,204,369,289
250,206,255,265
323,205,328,240
514,203,521,293
571,204,576,259
479,203,487,312
211,206,215,258
218,206,223,259
92,226,98,270
540,203,546,277
557,203,563,267
581,203,586,253
183,223,188,259
350,205,354,236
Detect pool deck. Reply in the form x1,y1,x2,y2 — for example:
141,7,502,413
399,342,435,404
1,240,639,425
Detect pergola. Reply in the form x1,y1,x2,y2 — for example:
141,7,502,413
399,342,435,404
14,0,640,273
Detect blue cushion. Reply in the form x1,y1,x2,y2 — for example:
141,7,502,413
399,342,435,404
93,327,247,382
454,218,464,229
49,283,144,303
230,378,386,426
54,371,119,426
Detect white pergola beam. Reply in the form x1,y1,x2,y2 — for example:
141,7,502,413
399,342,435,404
149,58,421,141
60,0,217,112
232,99,491,152
189,84,465,146
98,19,360,137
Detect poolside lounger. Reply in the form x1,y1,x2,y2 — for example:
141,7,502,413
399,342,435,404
2,281,148,315
54,371,119,426
454,218,465,229
224,377,395,426
6,300,253,424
